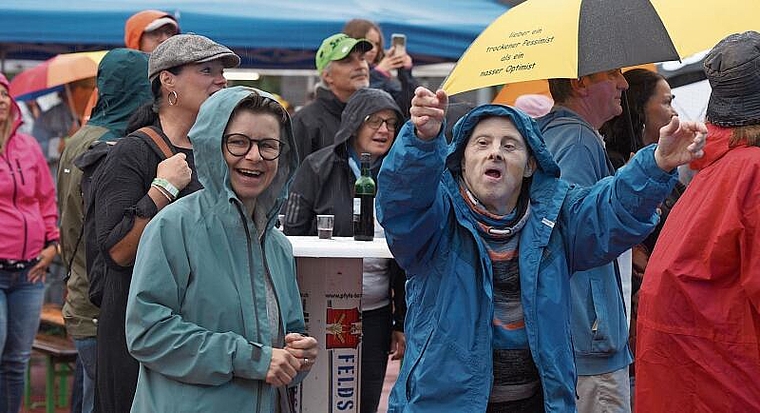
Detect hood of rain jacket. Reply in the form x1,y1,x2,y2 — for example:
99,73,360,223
192,86,297,223
377,103,678,413
0,73,59,260
58,48,152,338
333,87,403,149
284,87,402,236
126,86,304,413
86,48,152,142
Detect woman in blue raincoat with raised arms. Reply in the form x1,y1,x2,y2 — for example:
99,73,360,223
125,86,317,413
376,87,706,413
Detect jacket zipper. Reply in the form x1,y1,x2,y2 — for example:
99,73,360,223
3,154,29,257
15,159,25,185
259,224,296,413
233,201,265,413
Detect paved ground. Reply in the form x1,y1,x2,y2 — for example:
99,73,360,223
378,357,401,413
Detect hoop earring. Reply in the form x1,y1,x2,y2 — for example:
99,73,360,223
167,90,179,106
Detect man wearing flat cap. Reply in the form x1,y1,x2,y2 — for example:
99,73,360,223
291,33,372,162
635,30,760,413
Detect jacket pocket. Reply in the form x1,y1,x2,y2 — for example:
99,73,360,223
403,327,434,401
589,277,626,354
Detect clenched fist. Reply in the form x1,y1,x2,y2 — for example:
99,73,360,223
156,153,192,191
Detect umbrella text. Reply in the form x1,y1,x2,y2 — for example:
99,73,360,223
480,62,536,77
523,36,555,46
481,68,504,76
505,63,536,74
486,42,522,53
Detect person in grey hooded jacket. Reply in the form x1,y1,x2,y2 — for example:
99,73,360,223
283,87,406,413
126,86,317,413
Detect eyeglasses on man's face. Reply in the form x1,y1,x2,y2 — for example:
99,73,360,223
363,114,398,131
223,134,285,160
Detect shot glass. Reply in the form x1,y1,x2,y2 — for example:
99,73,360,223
316,214,334,239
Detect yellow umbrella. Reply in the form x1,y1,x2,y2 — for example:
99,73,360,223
442,0,760,95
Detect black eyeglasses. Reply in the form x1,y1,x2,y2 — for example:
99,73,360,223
223,134,286,160
363,115,398,131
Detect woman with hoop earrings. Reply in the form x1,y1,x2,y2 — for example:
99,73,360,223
89,34,240,413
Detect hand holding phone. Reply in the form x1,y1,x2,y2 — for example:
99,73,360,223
391,33,406,56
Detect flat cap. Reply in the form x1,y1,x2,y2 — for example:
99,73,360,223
148,34,240,80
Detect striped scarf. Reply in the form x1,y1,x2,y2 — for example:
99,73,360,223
459,180,542,406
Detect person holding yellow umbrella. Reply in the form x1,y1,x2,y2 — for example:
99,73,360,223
536,69,634,413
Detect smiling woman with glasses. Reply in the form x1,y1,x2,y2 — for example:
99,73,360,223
125,87,317,413
283,87,407,413
89,34,240,413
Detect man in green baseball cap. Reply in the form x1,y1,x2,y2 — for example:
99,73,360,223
291,33,373,162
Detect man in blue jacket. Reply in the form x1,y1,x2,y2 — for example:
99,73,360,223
376,86,705,413
537,69,633,413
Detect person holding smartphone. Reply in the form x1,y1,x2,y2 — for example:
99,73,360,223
343,19,419,119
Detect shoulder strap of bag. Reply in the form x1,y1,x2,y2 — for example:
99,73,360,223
137,126,175,159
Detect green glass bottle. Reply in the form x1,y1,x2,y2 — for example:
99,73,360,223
353,152,375,241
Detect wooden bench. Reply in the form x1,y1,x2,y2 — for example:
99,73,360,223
24,333,78,413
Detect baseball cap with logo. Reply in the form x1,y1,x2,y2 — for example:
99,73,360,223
315,33,373,74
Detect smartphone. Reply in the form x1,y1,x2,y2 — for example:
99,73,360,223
391,33,406,56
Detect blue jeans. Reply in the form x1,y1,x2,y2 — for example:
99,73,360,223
0,268,44,413
70,358,82,413
73,338,96,413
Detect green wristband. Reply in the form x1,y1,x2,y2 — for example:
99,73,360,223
152,177,179,198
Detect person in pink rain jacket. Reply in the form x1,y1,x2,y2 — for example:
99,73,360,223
0,72,59,413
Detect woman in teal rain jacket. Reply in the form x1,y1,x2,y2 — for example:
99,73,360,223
376,87,706,412
126,86,317,413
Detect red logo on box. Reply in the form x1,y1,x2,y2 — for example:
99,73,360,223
325,308,361,349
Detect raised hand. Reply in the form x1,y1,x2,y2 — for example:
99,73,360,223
654,116,707,172
376,50,407,72
409,87,448,141
156,153,192,191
